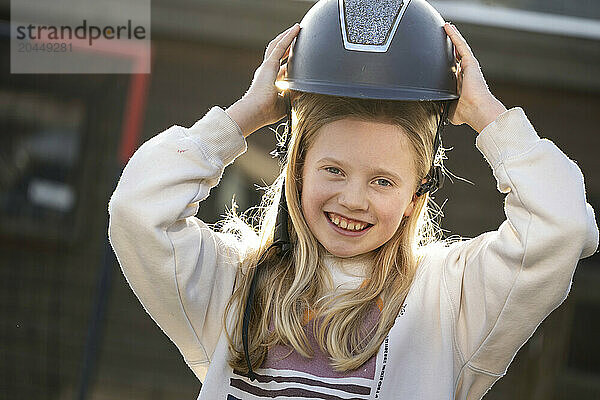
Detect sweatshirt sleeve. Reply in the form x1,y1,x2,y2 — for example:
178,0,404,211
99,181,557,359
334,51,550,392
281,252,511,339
442,108,599,380
107,106,247,380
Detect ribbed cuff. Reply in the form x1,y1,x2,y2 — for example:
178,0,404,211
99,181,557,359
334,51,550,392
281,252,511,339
475,107,540,169
186,106,247,166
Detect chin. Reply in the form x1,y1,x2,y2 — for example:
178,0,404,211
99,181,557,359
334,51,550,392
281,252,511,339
323,244,368,258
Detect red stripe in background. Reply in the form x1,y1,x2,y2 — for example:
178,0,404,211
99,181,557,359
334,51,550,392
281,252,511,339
30,33,151,166
119,72,150,165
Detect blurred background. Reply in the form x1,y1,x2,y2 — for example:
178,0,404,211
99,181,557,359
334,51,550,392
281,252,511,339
0,0,598,399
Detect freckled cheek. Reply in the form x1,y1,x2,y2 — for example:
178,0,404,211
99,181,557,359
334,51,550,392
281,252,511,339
303,188,329,213
302,176,334,207
373,197,408,224
301,185,322,215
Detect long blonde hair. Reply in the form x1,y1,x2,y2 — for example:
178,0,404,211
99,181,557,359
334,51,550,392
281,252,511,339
221,91,445,373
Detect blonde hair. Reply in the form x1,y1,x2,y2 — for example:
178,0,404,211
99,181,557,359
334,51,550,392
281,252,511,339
221,91,445,373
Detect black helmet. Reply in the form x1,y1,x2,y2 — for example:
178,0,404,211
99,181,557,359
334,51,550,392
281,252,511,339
283,0,458,101
275,0,457,196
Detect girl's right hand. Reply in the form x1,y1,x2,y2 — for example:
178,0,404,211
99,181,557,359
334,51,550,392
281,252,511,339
227,24,301,137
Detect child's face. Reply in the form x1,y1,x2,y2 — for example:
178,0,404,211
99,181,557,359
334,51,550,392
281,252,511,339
301,118,419,258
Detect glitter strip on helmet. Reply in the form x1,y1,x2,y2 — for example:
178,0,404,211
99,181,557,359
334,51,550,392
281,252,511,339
339,0,411,52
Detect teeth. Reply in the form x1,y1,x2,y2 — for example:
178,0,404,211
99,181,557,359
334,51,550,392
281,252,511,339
328,213,368,231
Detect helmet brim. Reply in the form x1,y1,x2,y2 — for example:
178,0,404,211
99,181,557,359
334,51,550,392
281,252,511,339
285,79,459,101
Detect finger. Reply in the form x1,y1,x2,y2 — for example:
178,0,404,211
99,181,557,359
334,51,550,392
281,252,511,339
280,43,292,65
453,43,460,61
264,25,297,59
265,24,300,61
276,63,287,81
443,23,474,61
256,32,299,87
266,25,299,63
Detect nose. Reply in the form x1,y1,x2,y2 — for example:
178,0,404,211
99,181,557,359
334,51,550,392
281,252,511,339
338,181,369,211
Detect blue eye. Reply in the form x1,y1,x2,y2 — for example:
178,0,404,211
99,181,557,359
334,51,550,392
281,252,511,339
374,178,392,187
325,167,342,175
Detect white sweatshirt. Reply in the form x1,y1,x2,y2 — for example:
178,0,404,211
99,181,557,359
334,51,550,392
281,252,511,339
108,106,598,400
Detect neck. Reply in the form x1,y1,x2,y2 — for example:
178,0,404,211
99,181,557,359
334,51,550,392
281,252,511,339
322,250,375,277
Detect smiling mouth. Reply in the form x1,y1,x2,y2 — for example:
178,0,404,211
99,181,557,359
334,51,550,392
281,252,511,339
326,212,373,232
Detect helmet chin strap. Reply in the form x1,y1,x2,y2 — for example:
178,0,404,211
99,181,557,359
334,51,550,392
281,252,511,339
272,90,293,253
242,91,293,381
415,101,450,197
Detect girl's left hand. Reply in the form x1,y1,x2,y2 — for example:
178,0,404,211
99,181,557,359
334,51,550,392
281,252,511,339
443,23,507,134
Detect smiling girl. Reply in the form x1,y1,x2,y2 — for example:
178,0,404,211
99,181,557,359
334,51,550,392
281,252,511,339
108,0,598,399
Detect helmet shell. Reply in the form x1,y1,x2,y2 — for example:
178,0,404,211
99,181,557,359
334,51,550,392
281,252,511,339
284,0,458,101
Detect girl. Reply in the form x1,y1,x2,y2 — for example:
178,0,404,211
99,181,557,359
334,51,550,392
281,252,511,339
108,1,598,399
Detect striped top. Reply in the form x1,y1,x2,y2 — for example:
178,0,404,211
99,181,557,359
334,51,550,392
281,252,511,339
229,299,384,400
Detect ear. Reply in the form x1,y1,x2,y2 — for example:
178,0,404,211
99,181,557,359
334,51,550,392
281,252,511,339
403,194,417,217
404,178,428,217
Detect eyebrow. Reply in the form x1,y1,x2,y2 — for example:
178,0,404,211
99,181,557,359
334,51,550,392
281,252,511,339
316,157,404,184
